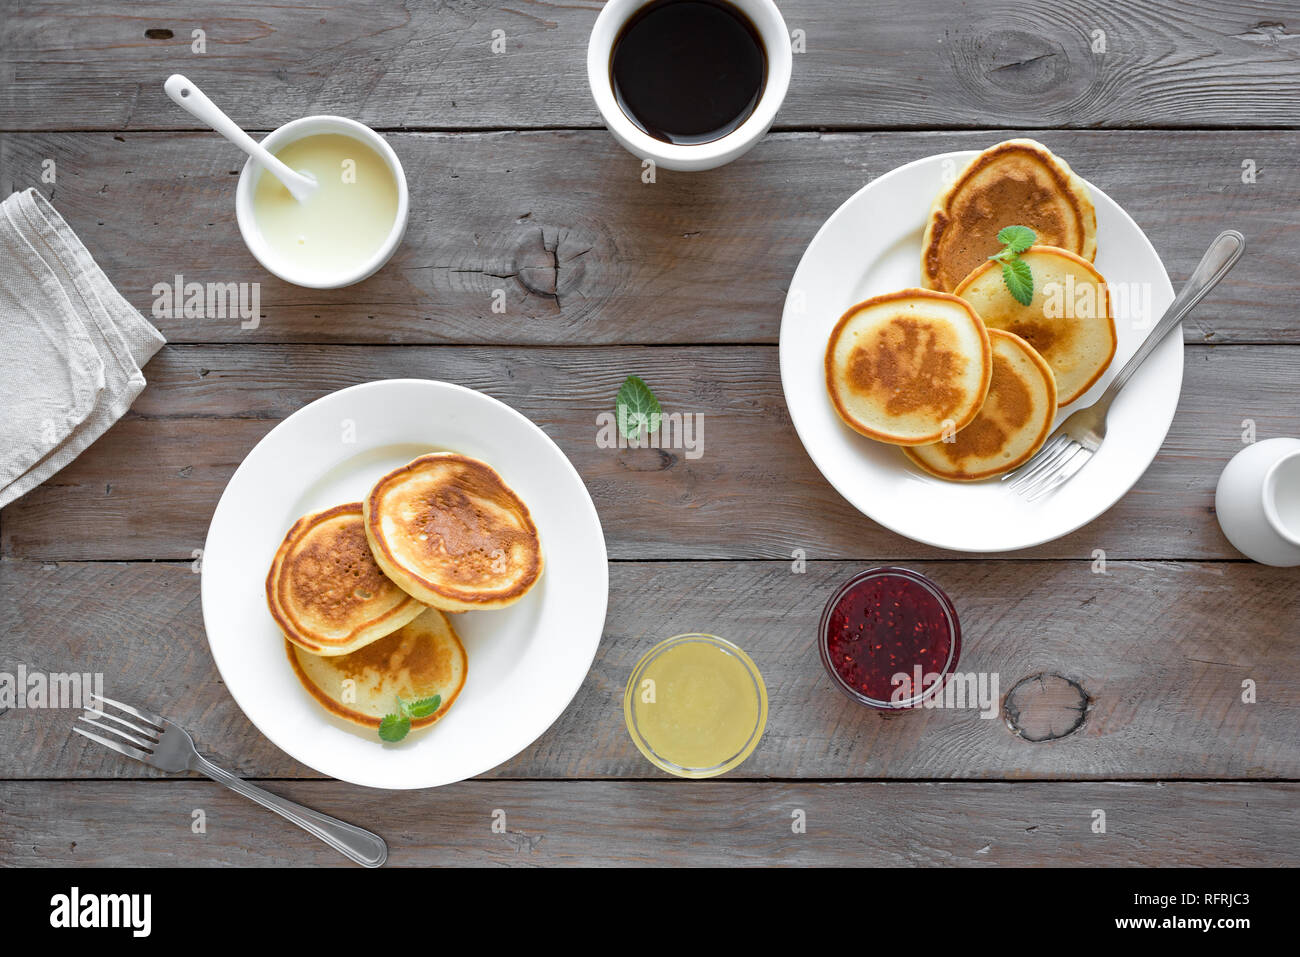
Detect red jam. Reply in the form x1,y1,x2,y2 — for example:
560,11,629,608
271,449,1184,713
819,568,960,708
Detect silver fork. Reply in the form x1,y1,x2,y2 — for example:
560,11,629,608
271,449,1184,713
1006,230,1245,501
73,695,388,867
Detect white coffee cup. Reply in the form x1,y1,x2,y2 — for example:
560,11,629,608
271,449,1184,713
235,115,409,289
1215,437,1300,567
587,0,793,172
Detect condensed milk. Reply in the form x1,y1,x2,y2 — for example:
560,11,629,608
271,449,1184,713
235,115,408,289
252,133,398,282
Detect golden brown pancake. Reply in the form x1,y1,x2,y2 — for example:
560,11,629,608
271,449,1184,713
825,289,992,446
905,329,1058,481
955,245,1117,405
364,453,543,612
267,503,426,656
286,607,467,732
921,138,1097,293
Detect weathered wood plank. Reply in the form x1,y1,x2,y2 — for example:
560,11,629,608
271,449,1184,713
3,344,1296,562
3,559,1295,780
0,130,1294,345
5,1,1300,132
1,780,1294,866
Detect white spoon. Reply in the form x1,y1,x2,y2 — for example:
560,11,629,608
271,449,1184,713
164,74,318,202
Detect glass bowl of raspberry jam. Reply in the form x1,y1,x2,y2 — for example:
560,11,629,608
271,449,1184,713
819,567,961,710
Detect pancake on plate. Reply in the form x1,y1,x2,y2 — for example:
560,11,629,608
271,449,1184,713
267,502,426,656
286,607,467,732
364,453,543,612
955,245,1117,405
905,329,1058,481
921,138,1097,293
825,289,992,446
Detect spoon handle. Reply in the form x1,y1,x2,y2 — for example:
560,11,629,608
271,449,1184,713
164,74,314,199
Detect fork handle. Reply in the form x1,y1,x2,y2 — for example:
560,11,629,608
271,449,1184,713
1100,230,1245,407
192,755,388,867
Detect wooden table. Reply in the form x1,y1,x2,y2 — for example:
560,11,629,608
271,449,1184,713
2,0,1298,867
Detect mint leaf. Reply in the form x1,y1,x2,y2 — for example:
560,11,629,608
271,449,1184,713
996,224,1036,254
616,375,662,439
988,225,1037,304
403,694,442,719
378,713,411,742
1002,257,1034,306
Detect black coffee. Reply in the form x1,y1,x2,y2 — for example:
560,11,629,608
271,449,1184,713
611,0,767,145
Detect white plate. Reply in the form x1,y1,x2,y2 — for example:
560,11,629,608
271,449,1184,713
201,379,608,789
780,151,1180,553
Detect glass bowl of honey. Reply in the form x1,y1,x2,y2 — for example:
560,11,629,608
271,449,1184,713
623,634,768,778
818,567,961,710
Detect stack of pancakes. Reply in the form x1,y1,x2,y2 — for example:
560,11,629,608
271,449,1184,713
266,453,542,736
825,139,1117,482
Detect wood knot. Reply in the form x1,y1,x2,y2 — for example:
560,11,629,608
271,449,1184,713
979,31,1068,94
441,219,616,325
1232,22,1300,46
1002,672,1090,741
948,23,1091,114
618,448,677,471
502,830,544,853
508,221,611,311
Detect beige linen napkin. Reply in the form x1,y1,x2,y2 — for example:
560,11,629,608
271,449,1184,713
0,188,165,508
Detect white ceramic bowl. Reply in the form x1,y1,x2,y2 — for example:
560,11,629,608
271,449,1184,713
587,0,793,171
235,115,409,288
1215,437,1300,566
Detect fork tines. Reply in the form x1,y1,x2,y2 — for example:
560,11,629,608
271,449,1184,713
1008,435,1076,492
1007,436,1093,501
73,694,166,764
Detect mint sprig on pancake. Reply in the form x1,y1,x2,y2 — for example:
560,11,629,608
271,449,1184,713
403,694,443,719
988,225,1037,306
996,224,1036,254
378,712,410,742
378,694,443,742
